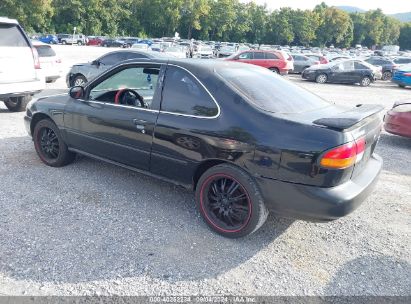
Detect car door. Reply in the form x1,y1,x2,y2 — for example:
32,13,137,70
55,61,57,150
292,55,303,72
252,51,266,67
64,63,164,171
150,65,220,185
354,61,371,80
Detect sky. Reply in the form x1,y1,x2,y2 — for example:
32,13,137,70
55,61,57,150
242,0,411,14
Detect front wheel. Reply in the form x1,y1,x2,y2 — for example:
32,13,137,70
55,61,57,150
71,75,87,87
4,95,31,112
360,76,371,87
316,73,328,84
195,164,268,238
33,119,75,167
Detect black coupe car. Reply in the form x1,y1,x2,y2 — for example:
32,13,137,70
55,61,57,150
24,59,383,238
302,59,377,86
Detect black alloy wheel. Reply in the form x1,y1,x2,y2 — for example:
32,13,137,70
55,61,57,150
196,164,268,238
33,119,75,167
203,175,251,232
39,127,59,159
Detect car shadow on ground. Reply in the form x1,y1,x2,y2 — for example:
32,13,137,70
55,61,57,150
324,255,411,295
0,136,294,284
376,133,411,176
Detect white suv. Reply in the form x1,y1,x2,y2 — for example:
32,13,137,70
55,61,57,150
0,17,45,111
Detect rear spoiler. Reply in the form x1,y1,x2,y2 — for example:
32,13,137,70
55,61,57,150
313,104,385,130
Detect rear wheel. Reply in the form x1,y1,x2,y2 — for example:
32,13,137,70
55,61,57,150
382,71,392,81
4,95,31,112
77,41,82,46
360,76,371,87
33,119,75,167
62,40,67,45
269,67,279,74
195,164,268,238
316,73,327,84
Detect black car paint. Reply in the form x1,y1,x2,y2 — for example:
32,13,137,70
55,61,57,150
25,59,382,221
302,60,375,84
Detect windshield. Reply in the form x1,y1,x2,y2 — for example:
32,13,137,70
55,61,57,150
217,66,330,114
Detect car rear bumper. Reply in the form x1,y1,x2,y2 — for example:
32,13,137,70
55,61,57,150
0,78,45,98
384,112,411,138
255,154,382,221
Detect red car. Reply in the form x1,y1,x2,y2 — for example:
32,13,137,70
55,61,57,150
225,50,294,75
306,53,329,64
384,100,411,138
87,36,104,46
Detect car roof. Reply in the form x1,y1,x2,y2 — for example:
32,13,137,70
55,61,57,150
0,17,18,24
122,57,257,75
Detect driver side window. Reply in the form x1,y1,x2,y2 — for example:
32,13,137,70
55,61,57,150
89,66,160,108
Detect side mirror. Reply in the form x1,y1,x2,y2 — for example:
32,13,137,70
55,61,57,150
69,86,85,99
91,60,100,66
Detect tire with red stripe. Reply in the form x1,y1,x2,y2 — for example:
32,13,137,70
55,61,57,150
195,164,268,238
33,119,76,167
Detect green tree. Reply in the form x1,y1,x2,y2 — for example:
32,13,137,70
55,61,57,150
265,8,294,45
315,7,353,47
179,0,210,39
0,0,54,33
291,9,319,46
399,22,411,50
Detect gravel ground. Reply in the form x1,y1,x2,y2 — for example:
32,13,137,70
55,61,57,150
0,46,410,296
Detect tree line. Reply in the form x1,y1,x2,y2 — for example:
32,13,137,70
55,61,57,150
1,0,411,49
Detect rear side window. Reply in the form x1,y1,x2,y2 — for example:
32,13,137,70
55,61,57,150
217,66,330,114
35,45,56,57
0,24,29,47
355,62,369,70
100,53,125,65
161,66,218,117
253,52,264,59
265,52,279,59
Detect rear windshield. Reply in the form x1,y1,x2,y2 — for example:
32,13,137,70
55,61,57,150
217,66,330,114
35,45,56,57
0,24,29,47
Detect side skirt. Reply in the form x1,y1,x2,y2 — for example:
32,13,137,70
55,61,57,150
69,148,193,190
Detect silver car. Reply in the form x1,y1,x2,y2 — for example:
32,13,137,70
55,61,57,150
291,54,320,73
66,50,163,87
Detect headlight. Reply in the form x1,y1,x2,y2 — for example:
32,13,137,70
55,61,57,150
392,104,411,113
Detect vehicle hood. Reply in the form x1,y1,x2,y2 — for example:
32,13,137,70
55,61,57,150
72,62,92,68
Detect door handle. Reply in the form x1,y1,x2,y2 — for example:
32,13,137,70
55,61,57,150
133,119,147,133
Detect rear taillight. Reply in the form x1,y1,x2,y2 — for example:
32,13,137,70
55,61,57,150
404,72,411,76
31,47,41,69
320,137,366,169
